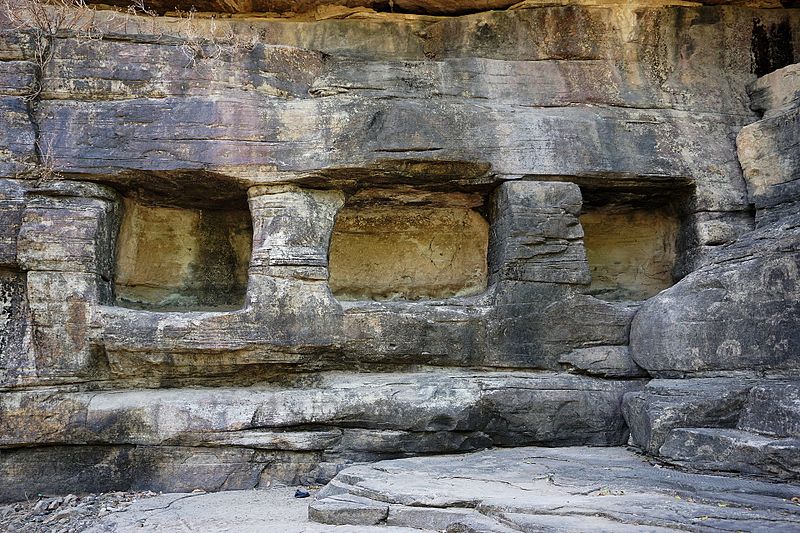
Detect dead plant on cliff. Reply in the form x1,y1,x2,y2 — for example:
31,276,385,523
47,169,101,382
176,6,258,67
1,0,102,100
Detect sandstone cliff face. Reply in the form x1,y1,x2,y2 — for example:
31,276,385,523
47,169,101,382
0,0,798,499
624,62,800,478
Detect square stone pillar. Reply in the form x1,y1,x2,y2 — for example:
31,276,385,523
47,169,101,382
246,185,345,345
488,180,589,288
16,182,120,381
485,180,602,368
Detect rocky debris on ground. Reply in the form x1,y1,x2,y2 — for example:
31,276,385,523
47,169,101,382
0,491,159,533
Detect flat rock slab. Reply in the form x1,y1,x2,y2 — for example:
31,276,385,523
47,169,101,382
310,446,800,532
11,447,799,532
81,489,421,533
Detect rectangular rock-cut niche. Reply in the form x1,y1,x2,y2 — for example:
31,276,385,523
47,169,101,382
580,204,679,302
329,204,489,301
114,198,252,311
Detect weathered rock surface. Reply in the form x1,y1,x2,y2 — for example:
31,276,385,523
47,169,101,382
739,382,800,437
631,61,800,377
90,0,800,16
0,179,640,388
114,199,252,310
0,371,642,500
660,428,800,479
10,448,800,533
309,446,800,531
623,63,800,481
624,378,800,478
560,345,646,377
629,216,800,375
0,0,798,504
0,372,640,447
329,205,489,300
738,63,800,225
623,378,758,454
82,488,422,533
656,381,800,479
17,5,795,216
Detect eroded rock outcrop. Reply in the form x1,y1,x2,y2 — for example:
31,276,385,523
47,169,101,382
624,62,800,478
0,0,798,499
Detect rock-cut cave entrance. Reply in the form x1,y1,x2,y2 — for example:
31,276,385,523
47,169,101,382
581,205,678,301
576,179,692,302
328,188,489,301
111,172,253,311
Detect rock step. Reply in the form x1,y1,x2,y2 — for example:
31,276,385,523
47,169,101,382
308,446,800,532
623,378,800,479
0,371,642,501
739,382,800,438
659,428,800,480
622,377,757,454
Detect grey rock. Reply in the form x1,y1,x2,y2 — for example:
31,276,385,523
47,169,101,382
86,0,522,16
0,445,323,503
488,181,588,286
737,106,800,216
738,382,800,438
387,506,518,533
0,371,641,499
0,269,33,388
44,39,325,101
0,28,33,61
308,494,388,526
660,428,800,479
0,97,36,177
560,345,647,378
86,0,799,15
309,446,800,531
629,215,800,376
674,210,755,277
738,63,800,225
0,179,29,267
194,430,343,451
748,63,800,120
0,371,639,449
625,62,800,472
499,511,681,533
17,182,120,277
92,180,638,376
81,488,426,533
23,6,791,215
0,0,798,506
625,376,800,480
335,429,492,458
622,378,756,454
